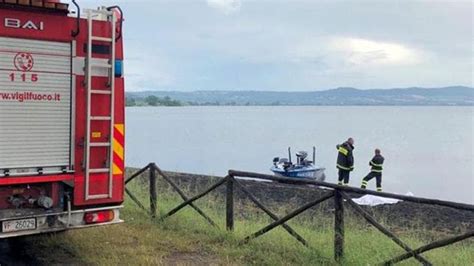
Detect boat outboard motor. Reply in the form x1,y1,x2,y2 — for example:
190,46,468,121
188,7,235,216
273,157,280,166
296,151,308,165
277,158,292,170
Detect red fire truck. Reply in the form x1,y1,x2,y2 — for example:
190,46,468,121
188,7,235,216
0,0,125,237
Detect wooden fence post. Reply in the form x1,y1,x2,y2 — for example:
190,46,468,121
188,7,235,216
334,189,344,262
149,163,157,218
161,176,228,220
384,231,474,265
242,192,334,244
226,176,234,231
340,192,431,265
234,179,309,247
155,167,218,227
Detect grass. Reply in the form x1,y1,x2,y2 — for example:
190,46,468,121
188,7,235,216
19,180,474,265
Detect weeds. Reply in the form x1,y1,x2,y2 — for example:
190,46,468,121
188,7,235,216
19,180,474,265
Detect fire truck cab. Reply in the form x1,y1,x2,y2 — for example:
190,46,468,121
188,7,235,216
0,0,125,238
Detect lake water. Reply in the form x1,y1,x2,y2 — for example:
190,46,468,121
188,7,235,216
125,106,474,204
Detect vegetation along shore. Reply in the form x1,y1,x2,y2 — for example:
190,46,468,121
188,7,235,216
126,86,474,107
12,169,473,265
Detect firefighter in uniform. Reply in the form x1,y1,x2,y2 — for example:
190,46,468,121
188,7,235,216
336,138,355,186
361,148,384,191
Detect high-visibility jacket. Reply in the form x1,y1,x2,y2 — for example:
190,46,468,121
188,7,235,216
336,142,354,171
369,154,384,173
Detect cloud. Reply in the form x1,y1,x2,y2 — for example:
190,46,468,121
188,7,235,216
329,37,422,66
124,41,175,91
291,36,424,73
115,1,471,91
206,0,242,15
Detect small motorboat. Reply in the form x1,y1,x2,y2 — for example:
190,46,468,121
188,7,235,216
271,147,326,181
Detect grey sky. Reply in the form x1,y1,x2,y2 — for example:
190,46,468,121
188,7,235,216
83,0,473,91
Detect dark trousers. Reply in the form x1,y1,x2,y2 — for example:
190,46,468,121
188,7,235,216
338,169,350,185
362,171,382,190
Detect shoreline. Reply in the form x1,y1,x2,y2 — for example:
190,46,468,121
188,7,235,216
126,168,474,234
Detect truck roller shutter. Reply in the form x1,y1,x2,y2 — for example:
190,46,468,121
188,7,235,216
0,37,72,176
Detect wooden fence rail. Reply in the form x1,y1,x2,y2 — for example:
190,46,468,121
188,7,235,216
125,163,474,265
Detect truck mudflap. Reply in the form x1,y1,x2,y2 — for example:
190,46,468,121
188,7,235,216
0,206,123,238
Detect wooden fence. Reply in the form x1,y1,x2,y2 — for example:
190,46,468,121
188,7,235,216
125,163,474,265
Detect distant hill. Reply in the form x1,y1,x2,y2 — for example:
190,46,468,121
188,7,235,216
126,86,474,106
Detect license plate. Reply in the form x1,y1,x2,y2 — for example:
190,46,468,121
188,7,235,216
2,218,37,233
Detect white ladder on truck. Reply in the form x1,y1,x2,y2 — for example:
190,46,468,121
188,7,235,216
84,8,116,200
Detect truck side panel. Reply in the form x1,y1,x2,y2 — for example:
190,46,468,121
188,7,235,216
0,7,125,208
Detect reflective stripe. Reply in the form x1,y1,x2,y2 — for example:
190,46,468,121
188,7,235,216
337,164,352,171
343,182,349,186
371,169,382,173
362,181,368,185
370,161,383,167
338,147,348,156
377,187,382,192
112,124,125,175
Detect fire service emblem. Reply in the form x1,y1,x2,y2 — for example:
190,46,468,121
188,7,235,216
14,52,34,72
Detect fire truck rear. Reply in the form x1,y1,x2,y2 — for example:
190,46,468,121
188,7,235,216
0,0,125,238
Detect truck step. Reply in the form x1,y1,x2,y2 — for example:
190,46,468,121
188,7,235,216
90,116,111,121
90,142,111,147
87,194,110,199
91,62,112,68
89,168,110,173
91,36,113,42
91,90,112,95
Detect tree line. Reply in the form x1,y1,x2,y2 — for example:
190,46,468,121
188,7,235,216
126,95,183,107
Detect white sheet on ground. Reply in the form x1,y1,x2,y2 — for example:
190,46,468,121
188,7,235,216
353,192,414,206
